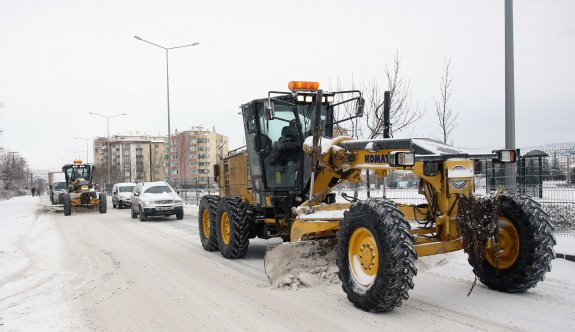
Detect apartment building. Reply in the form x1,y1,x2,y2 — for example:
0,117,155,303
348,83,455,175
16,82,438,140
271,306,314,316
169,126,228,188
93,134,167,185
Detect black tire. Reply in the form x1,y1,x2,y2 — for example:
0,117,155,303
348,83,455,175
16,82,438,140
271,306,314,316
337,199,417,312
199,195,219,251
176,208,184,220
131,205,137,219
215,197,250,259
99,193,107,213
63,194,72,216
469,193,556,292
139,205,147,222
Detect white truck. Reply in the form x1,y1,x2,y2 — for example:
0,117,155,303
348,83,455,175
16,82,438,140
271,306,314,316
48,171,67,205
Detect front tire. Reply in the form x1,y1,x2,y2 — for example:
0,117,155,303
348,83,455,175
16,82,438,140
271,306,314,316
63,194,72,216
468,193,556,292
139,206,147,222
215,198,250,259
337,199,417,312
99,193,107,213
176,208,184,220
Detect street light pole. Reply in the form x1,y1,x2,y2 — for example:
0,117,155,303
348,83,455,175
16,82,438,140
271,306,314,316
134,35,199,185
89,112,127,187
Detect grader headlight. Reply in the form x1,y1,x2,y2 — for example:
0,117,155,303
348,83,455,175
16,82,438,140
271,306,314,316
388,151,415,167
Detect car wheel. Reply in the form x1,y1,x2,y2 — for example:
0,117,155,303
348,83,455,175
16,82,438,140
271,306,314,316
139,206,147,222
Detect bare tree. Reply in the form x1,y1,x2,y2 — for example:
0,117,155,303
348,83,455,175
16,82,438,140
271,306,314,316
435,58,458,143
365,51,424,138
363,79,385,139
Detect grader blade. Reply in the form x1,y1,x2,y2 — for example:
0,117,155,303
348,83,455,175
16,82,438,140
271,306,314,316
264,238,338,287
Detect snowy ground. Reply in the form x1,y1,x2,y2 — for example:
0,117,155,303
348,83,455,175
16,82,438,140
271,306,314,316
1,195,575,331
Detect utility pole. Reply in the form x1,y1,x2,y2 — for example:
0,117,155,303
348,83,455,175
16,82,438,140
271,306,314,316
505,0,517,191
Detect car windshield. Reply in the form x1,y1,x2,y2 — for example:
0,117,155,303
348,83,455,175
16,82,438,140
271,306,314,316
144,185,172,194
119,186,135,193
53,182,67,190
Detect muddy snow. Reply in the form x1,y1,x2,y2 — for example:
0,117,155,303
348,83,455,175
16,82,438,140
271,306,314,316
1,195,575,331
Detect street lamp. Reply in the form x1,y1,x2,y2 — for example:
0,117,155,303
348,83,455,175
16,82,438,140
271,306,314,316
88,112,127,187
134,35,199,185
73,137,92,163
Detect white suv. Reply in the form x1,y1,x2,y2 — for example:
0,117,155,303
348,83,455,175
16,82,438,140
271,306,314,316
130,181,184,221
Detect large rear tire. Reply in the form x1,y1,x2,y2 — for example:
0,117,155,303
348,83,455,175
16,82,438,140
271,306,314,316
199,195,219,251
337,199,417,312
63,194,72,216
215,198,250,259
99,193,107,213
469,193,556,292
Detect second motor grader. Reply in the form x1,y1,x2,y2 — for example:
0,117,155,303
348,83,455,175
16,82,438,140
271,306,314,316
61,160,107,216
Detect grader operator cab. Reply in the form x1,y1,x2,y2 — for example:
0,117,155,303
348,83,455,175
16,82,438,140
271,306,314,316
61,160,107,216
199,81,555,312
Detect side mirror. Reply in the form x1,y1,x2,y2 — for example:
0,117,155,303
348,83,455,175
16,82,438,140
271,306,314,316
264,103,275,120
356,97,365,116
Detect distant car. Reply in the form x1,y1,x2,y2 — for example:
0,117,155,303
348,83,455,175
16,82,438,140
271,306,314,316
50,181,68,204
130,181,184,221
112,183,136,208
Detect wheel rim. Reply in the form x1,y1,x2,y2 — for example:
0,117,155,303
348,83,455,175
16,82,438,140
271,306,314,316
348,227,379,288
202,209,210,237
220,211,230,245
486,217,520,269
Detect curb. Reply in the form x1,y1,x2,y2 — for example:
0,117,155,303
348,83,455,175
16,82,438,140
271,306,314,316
556,253,575,262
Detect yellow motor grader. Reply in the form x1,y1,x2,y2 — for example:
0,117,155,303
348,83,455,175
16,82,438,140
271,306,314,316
199,81,555,312
61,160,107,216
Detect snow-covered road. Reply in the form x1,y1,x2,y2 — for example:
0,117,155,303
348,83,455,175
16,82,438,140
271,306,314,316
1,196,574,331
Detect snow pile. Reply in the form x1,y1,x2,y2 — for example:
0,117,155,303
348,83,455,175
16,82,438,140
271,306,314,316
303,136,334,155
273,266,341,289
264,238,340,289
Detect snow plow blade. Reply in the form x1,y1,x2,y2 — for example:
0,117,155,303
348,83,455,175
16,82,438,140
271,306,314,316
264,238,339,288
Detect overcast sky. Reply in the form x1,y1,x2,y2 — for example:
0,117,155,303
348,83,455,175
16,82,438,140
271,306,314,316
0,0,573,171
